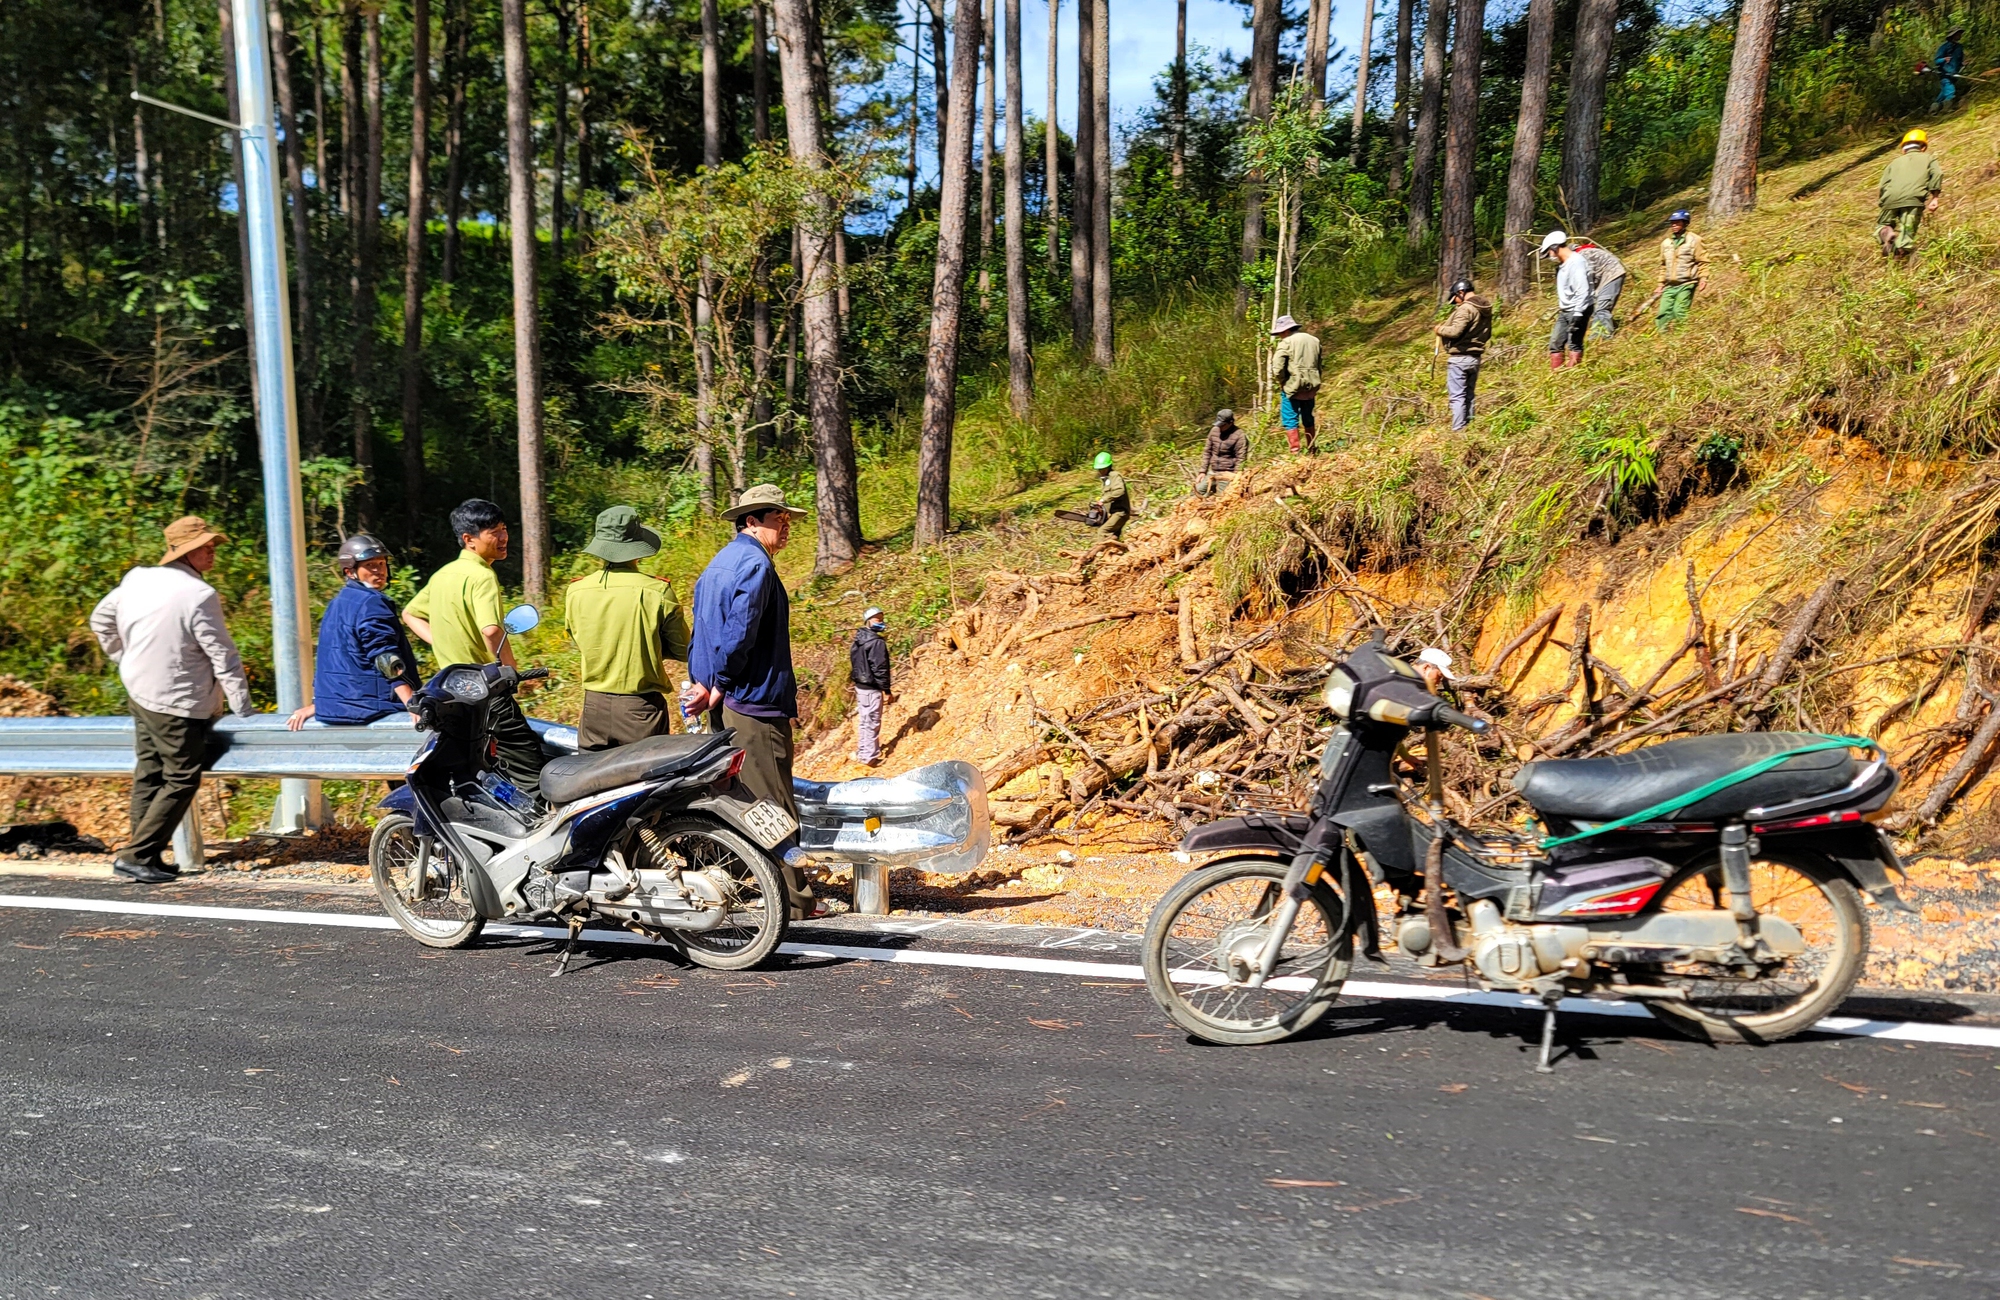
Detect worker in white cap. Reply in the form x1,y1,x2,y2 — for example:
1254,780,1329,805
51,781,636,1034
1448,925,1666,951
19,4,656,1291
1416,646,1458,694
850,606,893,766
1540,230,1597,369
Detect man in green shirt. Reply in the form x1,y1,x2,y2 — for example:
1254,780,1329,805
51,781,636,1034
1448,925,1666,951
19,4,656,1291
1269,314,1322,453
404,498,548,801
1877,128,1944,258
565,505,693,750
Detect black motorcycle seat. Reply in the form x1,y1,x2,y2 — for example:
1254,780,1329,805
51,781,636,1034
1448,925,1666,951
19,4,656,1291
1512,732,1858,823
540,732,733,806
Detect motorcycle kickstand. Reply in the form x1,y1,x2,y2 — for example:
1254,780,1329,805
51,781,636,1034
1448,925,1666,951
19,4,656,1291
1534,993,1562,1074
551,917,585,978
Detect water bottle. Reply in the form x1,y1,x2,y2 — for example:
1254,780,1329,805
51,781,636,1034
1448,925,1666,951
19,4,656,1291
476,770,535,816
680,680,706,734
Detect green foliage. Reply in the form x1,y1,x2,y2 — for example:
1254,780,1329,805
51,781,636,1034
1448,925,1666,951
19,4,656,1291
1579,411,1659,510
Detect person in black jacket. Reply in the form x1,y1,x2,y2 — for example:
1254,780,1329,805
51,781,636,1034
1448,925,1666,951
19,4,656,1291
850,607,893,766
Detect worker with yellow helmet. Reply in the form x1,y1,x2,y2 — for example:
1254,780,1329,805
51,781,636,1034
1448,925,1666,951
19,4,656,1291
1877,128,1944,258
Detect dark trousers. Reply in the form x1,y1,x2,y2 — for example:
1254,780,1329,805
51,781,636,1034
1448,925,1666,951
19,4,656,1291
487,692,547,801
717,705,814,915
1550,310,1590,355
128,702,215,865
1445,355,1482,430
579,690,671,750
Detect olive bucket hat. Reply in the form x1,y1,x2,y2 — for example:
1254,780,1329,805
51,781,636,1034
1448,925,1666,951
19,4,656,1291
584,505,663,563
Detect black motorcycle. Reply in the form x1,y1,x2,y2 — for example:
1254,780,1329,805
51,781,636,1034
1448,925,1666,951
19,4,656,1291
1140,638,1913,1066
369,636,800,972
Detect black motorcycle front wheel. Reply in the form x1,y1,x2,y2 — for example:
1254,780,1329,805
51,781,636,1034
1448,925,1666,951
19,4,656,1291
1642,849,1867,1044
1141,856,1353,1046
369,813,485,949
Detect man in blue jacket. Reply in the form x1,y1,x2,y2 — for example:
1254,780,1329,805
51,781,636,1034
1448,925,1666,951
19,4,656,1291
681,484,814,913
287,534,422,729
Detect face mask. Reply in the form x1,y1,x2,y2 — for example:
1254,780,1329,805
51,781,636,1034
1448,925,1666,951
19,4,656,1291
869,621,885,632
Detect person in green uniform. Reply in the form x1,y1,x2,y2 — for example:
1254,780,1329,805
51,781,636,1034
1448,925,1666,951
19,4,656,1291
1093,452,1130,542
565,505,693,751
1877,128,1944,258
403,498,547,801
1654,209,1709,331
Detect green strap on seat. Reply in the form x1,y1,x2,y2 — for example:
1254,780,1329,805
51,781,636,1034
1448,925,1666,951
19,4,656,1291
1539,734,1876,849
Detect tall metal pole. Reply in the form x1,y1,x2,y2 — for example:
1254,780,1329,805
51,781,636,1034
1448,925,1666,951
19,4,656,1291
229,0,323,830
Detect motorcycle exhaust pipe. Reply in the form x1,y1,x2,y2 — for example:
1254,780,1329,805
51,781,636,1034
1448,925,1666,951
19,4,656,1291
606,903,729,935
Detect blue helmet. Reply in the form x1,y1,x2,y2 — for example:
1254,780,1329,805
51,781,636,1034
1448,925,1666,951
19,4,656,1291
1669,209,1692,223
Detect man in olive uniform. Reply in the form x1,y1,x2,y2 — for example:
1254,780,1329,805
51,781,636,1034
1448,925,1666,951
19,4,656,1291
1092,452,1130,542
1654,209,1709,331
1877,128,1944,258
565,505,692,750
1268,314,1323,452
1433,278,1492,430
404,498,546,801
1196,409,1248,496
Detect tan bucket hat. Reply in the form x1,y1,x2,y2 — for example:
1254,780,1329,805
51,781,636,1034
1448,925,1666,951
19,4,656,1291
721,483,809,522
160,515,228,565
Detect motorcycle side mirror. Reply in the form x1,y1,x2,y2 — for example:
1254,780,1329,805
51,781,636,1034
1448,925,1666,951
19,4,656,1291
372,651,407,681
503,604,541,635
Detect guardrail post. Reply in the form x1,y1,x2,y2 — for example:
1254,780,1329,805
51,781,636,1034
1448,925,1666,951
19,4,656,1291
171,801,206,871
852,861,890,915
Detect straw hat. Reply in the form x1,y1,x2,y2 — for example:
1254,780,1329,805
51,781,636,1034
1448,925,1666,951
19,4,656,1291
722,484,809,522
160,516,228,565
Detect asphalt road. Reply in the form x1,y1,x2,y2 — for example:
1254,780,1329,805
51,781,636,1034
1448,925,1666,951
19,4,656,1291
3,881,1998,1299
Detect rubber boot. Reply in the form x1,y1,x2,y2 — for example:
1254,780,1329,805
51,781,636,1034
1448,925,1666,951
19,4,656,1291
1566,349,1584,368
1548,351,1565,371
1877,224,1895,257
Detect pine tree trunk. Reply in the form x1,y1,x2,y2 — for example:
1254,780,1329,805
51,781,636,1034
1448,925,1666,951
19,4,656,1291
1090,0,1111,367
440,0,467,286
1437,0,1483,299
1387,0,1413,192
752,0,775,450
1498,0,1553,301
400,0,432,534
550,5,568,267
1003,0,1031,417
1708,0,1781,220
573,0,592,245
1406,0,1447,245
925,0,950,179
978,0,995,309
1561,0,1616,233
267,0,319,449
1171,0,1187,180
915,0,983,548
311,20,330,229
340,4,360,219
1305,0,1330,108
500,0,548,601
1348,0,1372,165
695,0,722,512
350,8,384,527
1237,0,1279,319
773,0,861,572
1046,0,1061,266
1069,0,1094,350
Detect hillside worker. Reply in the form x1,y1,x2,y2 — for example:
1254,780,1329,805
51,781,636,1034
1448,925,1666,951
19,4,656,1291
1433,278,1492,431
1574,238,1628,338
564,505,692,751
1197,409,1248,496
1093,452,1131,541
403,498,547,802
285,534,421,731
850,607,893,767
683,484,816,915
1933,27,1967,112
89,516,254,884
1877,129,1944,258
1655,210,1709,330
1541,230,1596,368
1269,315,1322,452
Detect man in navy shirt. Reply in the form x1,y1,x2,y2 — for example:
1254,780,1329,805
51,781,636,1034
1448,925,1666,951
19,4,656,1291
683,485,813,911
287,535,422,729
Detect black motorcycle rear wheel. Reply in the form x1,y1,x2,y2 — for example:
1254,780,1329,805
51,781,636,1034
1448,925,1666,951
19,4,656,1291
1141,856,1353,1046
645,817,789,971
1642,849,1867,1044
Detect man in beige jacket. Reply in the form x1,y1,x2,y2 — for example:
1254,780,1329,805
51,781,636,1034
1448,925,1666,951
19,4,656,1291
90,517,253,883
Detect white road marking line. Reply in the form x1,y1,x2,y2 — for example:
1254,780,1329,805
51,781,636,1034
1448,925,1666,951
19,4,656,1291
6,892,1999,1048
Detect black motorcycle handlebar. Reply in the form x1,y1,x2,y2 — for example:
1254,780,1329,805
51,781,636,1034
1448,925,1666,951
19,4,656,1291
517,667,551,682
1433,705,1490,735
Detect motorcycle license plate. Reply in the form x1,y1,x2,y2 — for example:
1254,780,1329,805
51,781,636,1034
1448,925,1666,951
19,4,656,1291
742,800,798,849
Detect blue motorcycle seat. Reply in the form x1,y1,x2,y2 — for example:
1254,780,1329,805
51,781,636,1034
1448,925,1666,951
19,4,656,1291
1513,732,1856,822
540,732,733,806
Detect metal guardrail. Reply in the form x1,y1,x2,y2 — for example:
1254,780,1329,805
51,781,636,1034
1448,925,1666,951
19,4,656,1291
0,715,989,914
